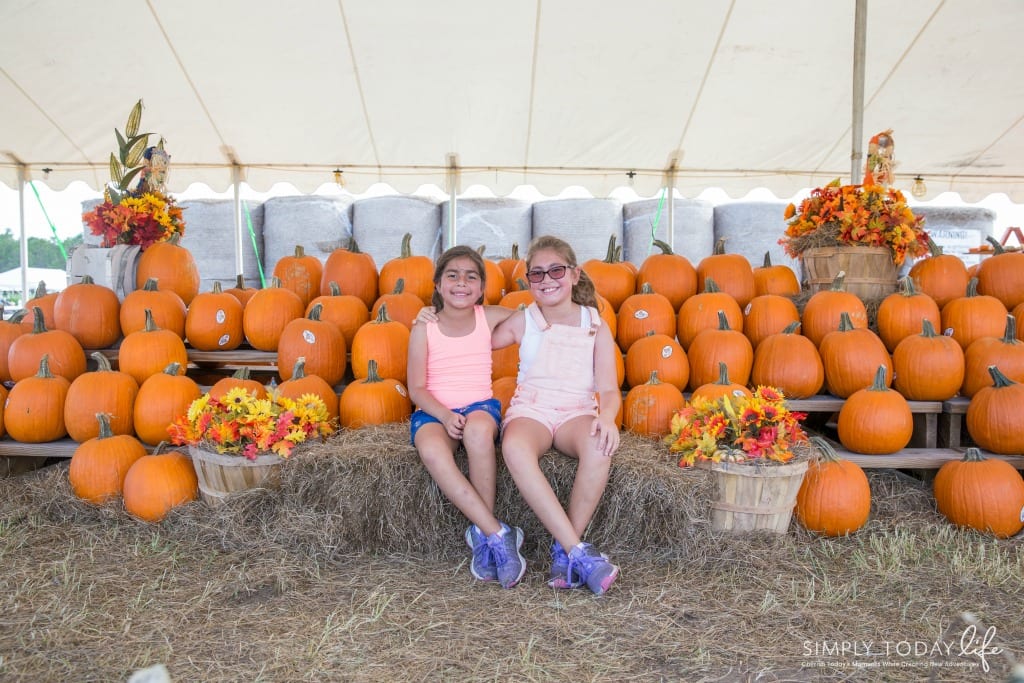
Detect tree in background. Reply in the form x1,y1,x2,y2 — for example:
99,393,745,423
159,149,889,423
0,230,83,271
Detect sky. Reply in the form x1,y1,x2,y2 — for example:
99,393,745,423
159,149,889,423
2,180,1024,246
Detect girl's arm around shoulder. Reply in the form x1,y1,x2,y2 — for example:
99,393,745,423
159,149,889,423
490,307,525,349
483,304,515,330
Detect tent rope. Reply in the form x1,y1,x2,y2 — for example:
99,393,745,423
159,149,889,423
28,182,68,260
242,200,266,287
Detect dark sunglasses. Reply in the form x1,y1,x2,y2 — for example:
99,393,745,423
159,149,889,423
525,264,573,283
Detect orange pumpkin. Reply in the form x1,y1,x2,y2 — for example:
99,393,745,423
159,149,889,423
676,278,743,350
321,238,379,308
892,319,964,401
696,238,755,309
795,437,871,536
940,277,1008,351
185,281,245,351
908,236,969,309
242,277,306,351
209,367,268,401
64,352,140,441
750,322,824,399
0,309,28,382
976,236,1024,310
277,303,347,387
224,274,259,308
615,283,676,353
498,243,525,292
4,355,71,443
625,332,689,391
120,277,187,338
581,235,636,311
350,303,410,383
876,277,941,353
623,371,685,438
117,309,189,386
477,246,506,305
961,314,1024,398
690,361,752,402
491,375,517,417
338,359,412,428
742,294,800,350
132,362,202,446
278,358,339,422
686,310,753,391
491,340,521,381
819,312,893,399
753,252,800,297
371,279,425,330
801,272,868,348
499,281,534,309
135,234,200,305
22,280,58,331
53,274,122,349
273,244,324,307
837,365,912,455
965,365,1024,454
635,239,697,310
122,446,199,523
378,233,435,306
7,306,86,383
68,413,148,504
932,446,1024,538
308,281,370,350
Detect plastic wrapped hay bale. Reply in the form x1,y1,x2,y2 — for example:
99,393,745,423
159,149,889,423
177,199,265,291
623,198,714,266
531,198,623,262
439,198,533,258
263,195,354,275
352,196,443,266
713,201,800,280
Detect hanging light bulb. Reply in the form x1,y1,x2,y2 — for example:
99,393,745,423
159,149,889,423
911,175,927,199
41,167,52,180
333,168,345,187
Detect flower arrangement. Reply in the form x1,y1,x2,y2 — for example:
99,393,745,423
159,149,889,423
665,386,808,468
779,179,929,266
81,99,186,249
168,387,336,460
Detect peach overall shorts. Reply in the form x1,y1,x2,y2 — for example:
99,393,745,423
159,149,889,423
503,303,601,436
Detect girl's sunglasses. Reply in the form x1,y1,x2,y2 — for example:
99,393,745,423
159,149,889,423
526,264,573,283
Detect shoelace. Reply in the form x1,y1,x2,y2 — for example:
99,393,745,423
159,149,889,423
566,547,607,584
488,535,511,565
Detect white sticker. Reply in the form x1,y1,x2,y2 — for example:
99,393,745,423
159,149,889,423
215,309,226,324
395,384,408,397
1020,504,1024,524
731,389,746,397
633,309,649,320
943,327,955,337
217,334,231,347
302,330,316,344
744,302,752,315
661,345,673,359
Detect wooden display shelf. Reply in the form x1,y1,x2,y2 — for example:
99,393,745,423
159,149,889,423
939,397,971,449
785,394,942,449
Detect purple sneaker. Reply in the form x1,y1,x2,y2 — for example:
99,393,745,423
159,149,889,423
486,524,527,589
568,542,619,595
465,525,497,582
548,540,583,589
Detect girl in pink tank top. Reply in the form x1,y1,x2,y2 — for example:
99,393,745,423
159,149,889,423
407,246,525,588
492,235,622,595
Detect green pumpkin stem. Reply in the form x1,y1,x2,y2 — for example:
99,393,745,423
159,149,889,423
365,359,384,383
90,351,115,372
986,364,1016,389
868,365,889,391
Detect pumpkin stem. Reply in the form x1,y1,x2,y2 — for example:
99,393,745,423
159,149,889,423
374,302,393,324
1001,314,1018,344
232,366,253,380
713,237,727,255
809,435,842,463
308,302,324,321
294,244,306,258
762,252,773,268
830,271,848,292
714,361,732,385
920,318,938,338
291,357,307,379
925,235,945,257
515,277,529,290
95,413,114,440
143,277,160,291
365,359,384,383
837,311,855,332
652,239,674,256
269,276,283,288
984,235,1006,254
328,281,341,296
640,282,654,294
211,281,224,294
510,243,520,260
36,353,54,379
716,309,731,331
346,237,364,254
143,308,160,333
898,276,918,297
393,279,406,295
703,277,720,293
986,364,1016,389
163,362,182,376
30,306,48,334
646,370,661,385
965,277,980,298
868,364,889,391
32,280,48,299
782,321,801,335
601,234,618,263
90,351,115,372
8,309,27,324
962,446,987,462
235,274,247,290
400,233,414,258
80,274,96,285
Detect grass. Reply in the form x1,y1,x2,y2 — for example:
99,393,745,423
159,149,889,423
1,427,1022,682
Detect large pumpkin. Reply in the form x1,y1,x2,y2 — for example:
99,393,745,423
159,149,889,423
278,357,339,422
321,238,379,308
908,236,969,309
122,446,199,523
22,281,58,331
132,362,202,446
185,281,245,351
615,283,676,353
338,359,412,428
635,239,697,310
581,235,636,311
53,274,122,349
624,331,689,391
476,246,506,305
0,309,28,382
378,233,435,306
277,303,347,386
64,352,140,441
837,365,912,455
892,319,964,401
750,321,824,399
976,236,1024,310
696,238,755,308
350,303,410,383
135,234,200,305
4,355,70,443
965,365,1024,454
933,447,1024,538
68,413,148,504
622,371,685,438
273,244,324,307
676,278,743,350
795,437,871,536
117,309,189,386
752,252,800,297
940,277,1007,351
308,282,370,350
120,277,187,338
742,294,800,350
498,243,525,291
801,272,868,348
690,361,752,402
961,314,1024,398
7,306,86,383
876,277,941,353
371,279,424,330
242,277,306,352
686,310,753,391
224,274,259,309
818,312,893,399
209,366,268,401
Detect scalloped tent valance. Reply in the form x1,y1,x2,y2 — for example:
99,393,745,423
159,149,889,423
1,0,1022,201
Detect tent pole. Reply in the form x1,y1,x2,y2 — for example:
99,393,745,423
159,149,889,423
446,154,459,247
232,165,244,280
17,164,29,306
851,0,867,184
666,169,676,252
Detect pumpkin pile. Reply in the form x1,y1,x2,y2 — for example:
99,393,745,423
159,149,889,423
4,229,1023,533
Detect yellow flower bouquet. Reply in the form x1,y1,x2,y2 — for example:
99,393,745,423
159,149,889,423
169,388,336,460
779,179,929,266
665,386,808,468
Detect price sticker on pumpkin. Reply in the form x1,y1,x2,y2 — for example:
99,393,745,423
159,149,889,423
302,330,316,344
633,310,649,320
661,345,674,359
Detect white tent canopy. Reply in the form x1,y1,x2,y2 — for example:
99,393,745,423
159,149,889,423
2,0,1023,201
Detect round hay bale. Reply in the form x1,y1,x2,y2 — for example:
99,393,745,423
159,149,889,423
439,198,533,258
531,198,623,262
178,199,266,291
623,198,714,266
713,201,801,280
262,195,354,275
351,196,443,267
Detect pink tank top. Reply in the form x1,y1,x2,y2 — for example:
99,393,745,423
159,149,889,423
425,305,493,408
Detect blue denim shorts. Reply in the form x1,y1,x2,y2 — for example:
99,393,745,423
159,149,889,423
409,398,502,443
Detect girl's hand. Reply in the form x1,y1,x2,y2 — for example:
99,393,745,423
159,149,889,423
413,306,439,325
590,416,620,457
443,411,466,440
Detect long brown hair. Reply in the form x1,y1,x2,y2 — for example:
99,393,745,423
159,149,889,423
525,235,598,308
431,245,486,310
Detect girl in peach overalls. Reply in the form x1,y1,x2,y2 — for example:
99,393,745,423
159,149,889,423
492,235,621,595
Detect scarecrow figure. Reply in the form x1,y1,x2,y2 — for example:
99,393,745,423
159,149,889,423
139,138,171,194
863,129,895,188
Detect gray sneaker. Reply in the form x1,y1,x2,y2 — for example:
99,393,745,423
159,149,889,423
568,542,619,595
486,524,527,589
548,540,584,589
464,525,497,582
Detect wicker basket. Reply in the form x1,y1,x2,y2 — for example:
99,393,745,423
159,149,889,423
802,246,897,300
189,445,284,506
708,458,809,533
